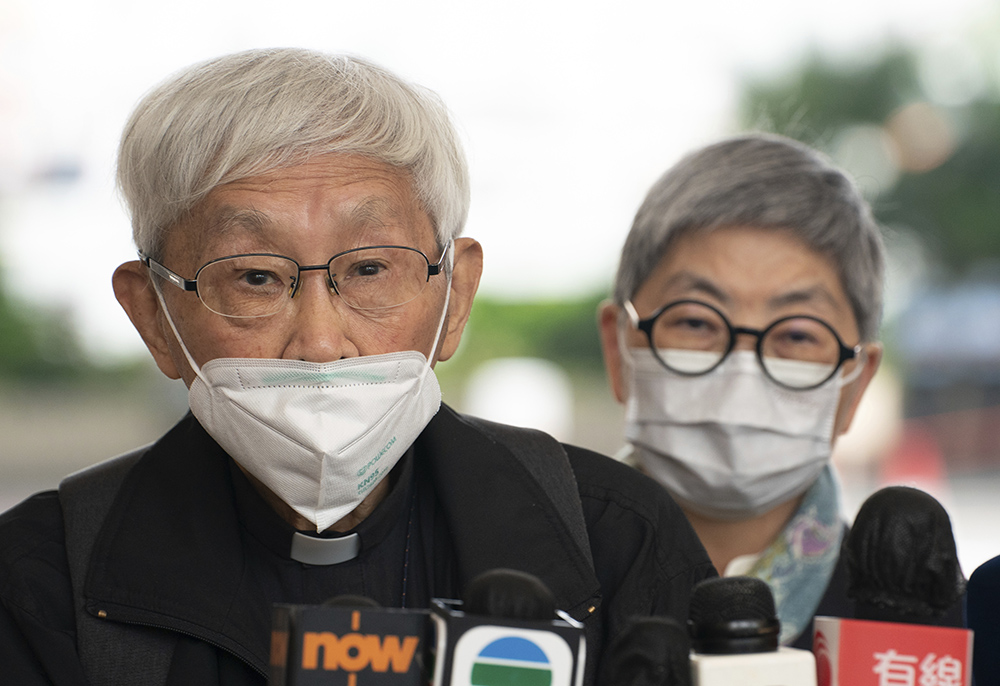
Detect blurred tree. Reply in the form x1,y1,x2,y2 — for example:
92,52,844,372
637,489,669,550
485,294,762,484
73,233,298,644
741,46,923,141
436,292,607,389
0,262,89,382
888,101,1000,268
739,44,1000,275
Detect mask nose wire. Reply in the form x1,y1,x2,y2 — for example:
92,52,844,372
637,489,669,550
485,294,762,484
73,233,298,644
151,277,208,385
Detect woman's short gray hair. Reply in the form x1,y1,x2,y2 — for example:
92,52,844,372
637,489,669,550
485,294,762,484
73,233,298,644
117,48,469,260
613,133,885,341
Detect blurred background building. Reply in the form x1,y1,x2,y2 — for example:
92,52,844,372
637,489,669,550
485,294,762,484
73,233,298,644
2,0,999,574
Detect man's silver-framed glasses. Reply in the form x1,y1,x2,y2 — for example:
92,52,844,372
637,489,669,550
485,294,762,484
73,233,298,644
141,244,450,318
624,298,862,390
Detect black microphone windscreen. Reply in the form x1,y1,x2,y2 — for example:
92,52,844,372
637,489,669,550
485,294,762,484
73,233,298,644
462,568,557,621
601,616,691,686
688,577,779,654
322,594,382,608
846,486,965,622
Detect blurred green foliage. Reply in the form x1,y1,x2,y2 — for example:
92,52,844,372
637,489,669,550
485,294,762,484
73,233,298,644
740,44,1000,276
0,264,87,382
436,292,608,389
740,46,923,142
888,100,1000,268
0,263,152,386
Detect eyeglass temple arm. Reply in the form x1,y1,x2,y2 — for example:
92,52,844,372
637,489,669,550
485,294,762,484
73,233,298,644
427,240,454,277
622,300,642,328
840,340,863,362
139,253,198,292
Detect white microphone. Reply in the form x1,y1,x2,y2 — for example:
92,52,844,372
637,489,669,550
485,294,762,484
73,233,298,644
688,576,816,686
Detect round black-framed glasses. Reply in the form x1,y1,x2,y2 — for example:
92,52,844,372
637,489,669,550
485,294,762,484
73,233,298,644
623,298,862,390
141,243,450,318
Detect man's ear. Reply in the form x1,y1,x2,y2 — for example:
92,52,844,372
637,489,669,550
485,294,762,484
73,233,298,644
598,300,628,404
835,341,883,437
112,261,182,380
436,237,483,362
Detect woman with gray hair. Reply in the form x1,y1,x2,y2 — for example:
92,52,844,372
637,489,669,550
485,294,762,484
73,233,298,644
599,133,885,647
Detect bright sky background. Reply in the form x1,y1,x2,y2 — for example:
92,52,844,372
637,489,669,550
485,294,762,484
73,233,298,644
0,0,995,361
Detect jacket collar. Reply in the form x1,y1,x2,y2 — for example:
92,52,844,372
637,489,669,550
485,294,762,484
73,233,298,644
84,407,600,672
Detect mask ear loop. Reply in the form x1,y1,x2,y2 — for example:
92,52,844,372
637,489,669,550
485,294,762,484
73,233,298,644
613,302,645,401
424,239,454,366
150,276,208,385
838,345,868,387
617,300,646,368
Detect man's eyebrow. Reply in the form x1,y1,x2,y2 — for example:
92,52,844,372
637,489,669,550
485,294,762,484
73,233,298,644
346,196,404,229
202,207,272,238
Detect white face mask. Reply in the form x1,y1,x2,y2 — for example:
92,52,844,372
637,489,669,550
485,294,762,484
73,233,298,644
624,348,858,520
154,249,451,532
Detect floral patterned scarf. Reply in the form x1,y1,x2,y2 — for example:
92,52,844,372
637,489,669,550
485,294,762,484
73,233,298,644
740,464,843,644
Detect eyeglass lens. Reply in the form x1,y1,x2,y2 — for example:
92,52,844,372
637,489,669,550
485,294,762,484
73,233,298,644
648,301,844,388
195,247,431,318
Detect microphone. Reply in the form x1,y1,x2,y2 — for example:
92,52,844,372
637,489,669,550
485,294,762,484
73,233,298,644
270,594,431,685
462,567,558,620
599,616,691,686
813,486,972,686
968,554,1000,686
688,576,817,685
430,568,586,686
845,486,965,622
323,594,383,609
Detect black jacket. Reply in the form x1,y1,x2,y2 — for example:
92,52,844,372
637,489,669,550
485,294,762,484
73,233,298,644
0,406,714,685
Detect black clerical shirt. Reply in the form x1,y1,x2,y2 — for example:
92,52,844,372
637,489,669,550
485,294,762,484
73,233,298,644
229,448,458,611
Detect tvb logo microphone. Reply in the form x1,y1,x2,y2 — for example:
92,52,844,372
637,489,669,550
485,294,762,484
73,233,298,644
448,624,577,685
429,569,586,686
270,604,430,685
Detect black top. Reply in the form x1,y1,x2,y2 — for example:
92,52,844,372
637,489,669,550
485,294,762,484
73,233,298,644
229,448,456,611
0,406,715,685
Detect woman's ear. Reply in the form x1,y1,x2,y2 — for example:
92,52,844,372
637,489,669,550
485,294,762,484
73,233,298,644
834,342,883,437
598,300,628,403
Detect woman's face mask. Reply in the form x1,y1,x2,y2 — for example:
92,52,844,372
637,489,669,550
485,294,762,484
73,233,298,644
624,347,861,520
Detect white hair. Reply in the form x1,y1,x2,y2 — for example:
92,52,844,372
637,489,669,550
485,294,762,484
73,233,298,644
613,133,886,341
117,48,469,260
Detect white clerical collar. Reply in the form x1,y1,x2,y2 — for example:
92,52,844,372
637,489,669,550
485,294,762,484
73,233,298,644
290,531,361,565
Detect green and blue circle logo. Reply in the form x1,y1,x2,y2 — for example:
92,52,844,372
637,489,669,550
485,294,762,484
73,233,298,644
451,625,575,686
471,636,552,685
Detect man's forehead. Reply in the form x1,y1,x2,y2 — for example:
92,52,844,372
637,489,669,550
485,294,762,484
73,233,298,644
198,196,409,237
164,161,433,261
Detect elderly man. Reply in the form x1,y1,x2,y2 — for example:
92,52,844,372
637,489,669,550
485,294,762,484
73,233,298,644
599,134,886,648
0,49,712,685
